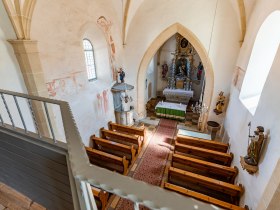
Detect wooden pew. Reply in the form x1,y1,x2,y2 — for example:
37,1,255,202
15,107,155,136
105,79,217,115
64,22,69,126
85,147,129,175
92,187,109,210
108,121,146,142
164,182,248,210
100,128,142,153
174,142,233,166
167,167,243,205
172,153,238,183
91,135,136,163
176,134,229,153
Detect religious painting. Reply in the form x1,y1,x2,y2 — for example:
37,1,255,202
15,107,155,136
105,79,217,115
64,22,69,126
46,71,85,97
95,89,111,119
180,38,188,48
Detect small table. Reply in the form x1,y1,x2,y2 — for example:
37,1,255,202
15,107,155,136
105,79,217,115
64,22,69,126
155,102,186,120
177,129,212,140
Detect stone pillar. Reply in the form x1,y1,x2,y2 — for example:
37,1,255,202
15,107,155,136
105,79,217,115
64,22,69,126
8,40,50,137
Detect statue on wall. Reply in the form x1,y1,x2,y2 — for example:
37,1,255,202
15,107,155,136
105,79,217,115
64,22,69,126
240,123,267,174
244,126,265,166
161,63,168,79
214,91,226,115
197,62,203,80
118,68,125,83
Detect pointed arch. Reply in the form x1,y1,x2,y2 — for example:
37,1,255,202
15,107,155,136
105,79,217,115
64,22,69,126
2,0,36,40
137,23,214,127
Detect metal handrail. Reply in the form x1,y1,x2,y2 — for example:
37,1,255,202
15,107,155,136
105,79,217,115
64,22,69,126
0,89,218,210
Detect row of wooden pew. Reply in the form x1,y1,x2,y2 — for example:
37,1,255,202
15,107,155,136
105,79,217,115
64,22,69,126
85,121,248,209
164,134,248,210
85,121,146,210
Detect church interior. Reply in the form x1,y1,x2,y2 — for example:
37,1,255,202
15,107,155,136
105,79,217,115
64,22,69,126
0,0,280,210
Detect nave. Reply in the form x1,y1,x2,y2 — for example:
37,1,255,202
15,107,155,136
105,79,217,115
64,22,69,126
85,120,248,210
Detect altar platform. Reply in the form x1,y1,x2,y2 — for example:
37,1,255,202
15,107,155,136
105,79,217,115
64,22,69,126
163,88,193,104
155,101,187,120
177,129,212,140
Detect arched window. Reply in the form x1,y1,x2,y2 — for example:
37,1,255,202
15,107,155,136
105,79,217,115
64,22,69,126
240,11,280,115
83,39,97,81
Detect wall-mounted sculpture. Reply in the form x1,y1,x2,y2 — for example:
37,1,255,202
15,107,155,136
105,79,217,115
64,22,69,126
214,91,226,115
240,124,266,174
161,63,168,79
118,68,125,83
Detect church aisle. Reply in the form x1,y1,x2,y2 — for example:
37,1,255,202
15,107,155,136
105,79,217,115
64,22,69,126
113,119,177,210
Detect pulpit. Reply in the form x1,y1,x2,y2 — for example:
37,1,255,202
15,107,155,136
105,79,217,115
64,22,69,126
111,83,134,126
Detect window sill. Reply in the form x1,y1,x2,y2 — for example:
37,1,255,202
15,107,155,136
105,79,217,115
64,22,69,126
88,78,97,82
240,95,260,115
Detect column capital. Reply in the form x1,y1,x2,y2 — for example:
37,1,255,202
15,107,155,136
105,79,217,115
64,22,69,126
8,39,39,54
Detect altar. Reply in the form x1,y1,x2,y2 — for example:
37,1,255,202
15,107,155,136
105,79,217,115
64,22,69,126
155,101,187,120
163,88,193,104
160,34,205,106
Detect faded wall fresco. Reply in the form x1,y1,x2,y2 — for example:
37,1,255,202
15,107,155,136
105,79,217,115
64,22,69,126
97,16,117,81
46,71,86,97
95,89,110,119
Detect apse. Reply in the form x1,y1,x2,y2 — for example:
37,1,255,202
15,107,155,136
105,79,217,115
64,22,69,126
145,33,206,125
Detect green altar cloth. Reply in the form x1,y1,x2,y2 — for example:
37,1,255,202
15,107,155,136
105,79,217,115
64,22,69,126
155,102,186,120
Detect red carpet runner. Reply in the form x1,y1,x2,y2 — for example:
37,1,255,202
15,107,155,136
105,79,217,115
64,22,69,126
115,119,177,210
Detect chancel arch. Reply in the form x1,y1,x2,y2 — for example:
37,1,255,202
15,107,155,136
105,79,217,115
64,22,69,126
137,23,214,129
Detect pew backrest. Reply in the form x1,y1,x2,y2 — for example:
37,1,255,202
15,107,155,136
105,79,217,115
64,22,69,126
91,135,136,162
108,121,146,142
100,128,142,152
168,167,243,198
85,147,129,174
164,182,247,210
172,153,238,183
176,134,229,153
174,142,233,166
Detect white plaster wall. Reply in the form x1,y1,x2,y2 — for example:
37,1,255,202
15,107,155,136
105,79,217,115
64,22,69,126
31,0,123,145
125,0,145,42
0,9,24,92
145,56,157,103
208,0,241,124
224,0,280,209
244,0,257,23
0,3,35,132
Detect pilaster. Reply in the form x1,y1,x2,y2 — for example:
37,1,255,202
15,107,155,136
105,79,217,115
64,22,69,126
8,39,50,137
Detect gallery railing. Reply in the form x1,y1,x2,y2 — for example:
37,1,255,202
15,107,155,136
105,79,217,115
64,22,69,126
0,89,219,210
